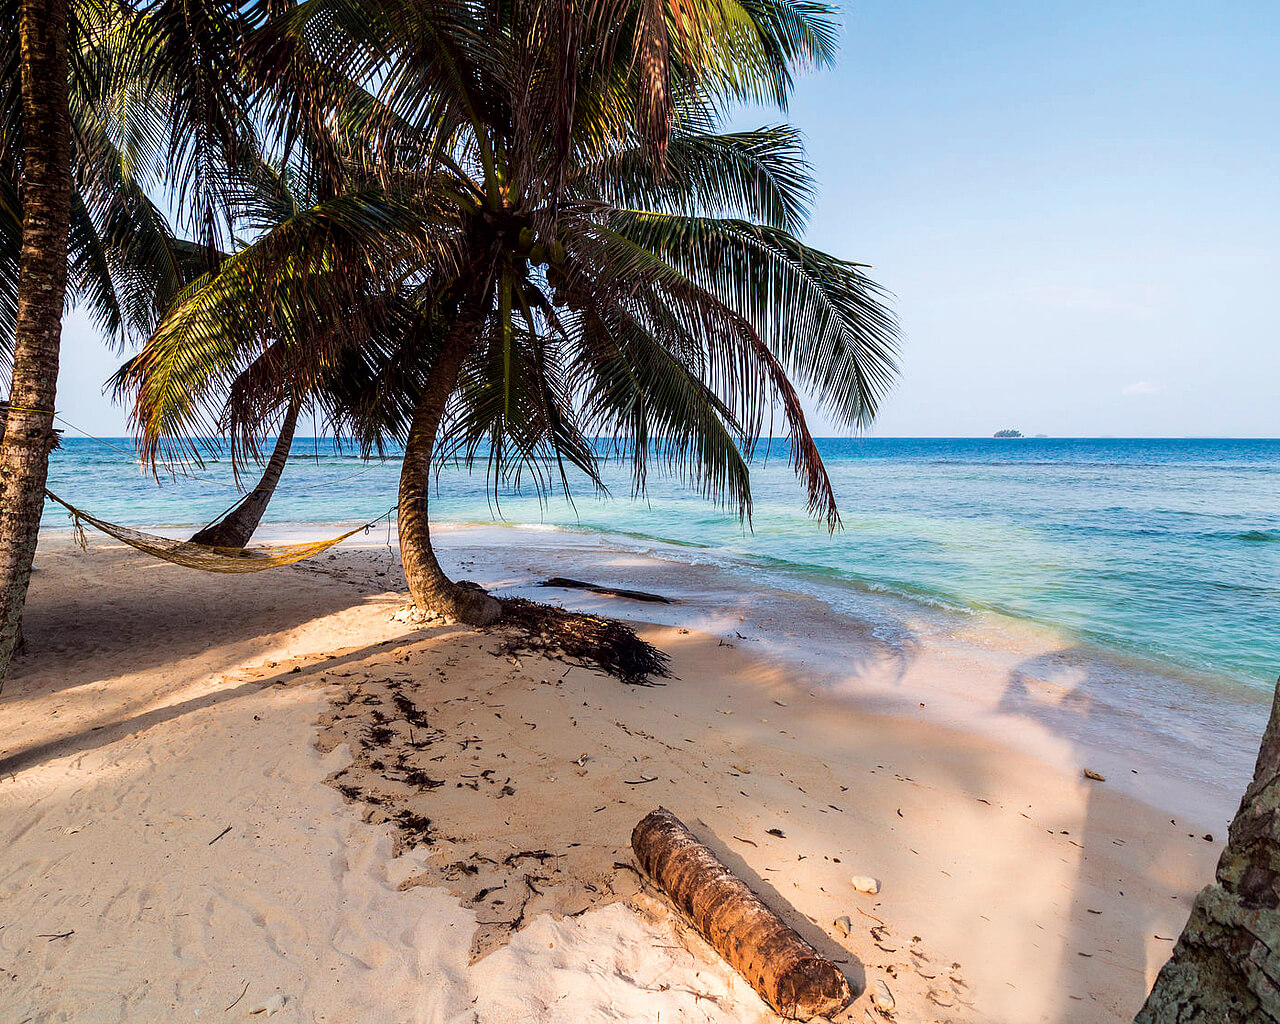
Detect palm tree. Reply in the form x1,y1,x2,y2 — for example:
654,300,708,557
125,0,899,627
0,0,384,675
0,0,274,680
187,398,300,546
114,119,445,542
356,0,896,624
0,0,74,680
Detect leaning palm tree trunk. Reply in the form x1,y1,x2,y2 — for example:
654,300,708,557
190,399,300,548
398,300,501,626
0,0,73,685
1135,674,1280,1022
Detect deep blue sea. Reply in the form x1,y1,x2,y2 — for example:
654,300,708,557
44,436,1280,693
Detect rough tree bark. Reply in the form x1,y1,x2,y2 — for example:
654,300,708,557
0,0,72,686
1136,675,1280,1023
397,296,501,626
632,807,852,1019
190,399,301,548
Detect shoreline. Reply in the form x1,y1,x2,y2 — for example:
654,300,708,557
37,515,1271,831
0,529,1245,1022
191,515,1264,831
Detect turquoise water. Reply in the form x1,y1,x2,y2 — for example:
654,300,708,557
45,436,1280,692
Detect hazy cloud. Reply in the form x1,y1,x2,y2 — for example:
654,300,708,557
1122,381,1163,397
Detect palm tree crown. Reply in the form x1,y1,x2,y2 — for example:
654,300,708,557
121,0,900,620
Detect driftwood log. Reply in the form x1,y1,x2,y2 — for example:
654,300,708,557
539,576,672,604
631,807,852,1019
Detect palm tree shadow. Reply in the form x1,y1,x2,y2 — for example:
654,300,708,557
997,649,1192,1023
0,632,429,776
11,543,404,690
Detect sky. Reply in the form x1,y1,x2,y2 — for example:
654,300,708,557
54,0,1280,439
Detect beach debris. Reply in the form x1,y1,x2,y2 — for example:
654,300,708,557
223,982,250,1012
1082,769,1107,782
209,825,232,845
248,993,287,1015
632,807,852,1019
833,915,852,937
851,875,881,894
537,577,672,604
872,979,896,1011
624,773,659,785
774,699,788,707
731,764,751,774
767,828,787,838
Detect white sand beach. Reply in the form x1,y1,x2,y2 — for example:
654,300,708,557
0,530,1239,1023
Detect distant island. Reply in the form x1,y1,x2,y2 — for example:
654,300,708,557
993,429,1024,438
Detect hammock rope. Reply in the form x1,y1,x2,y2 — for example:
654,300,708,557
45,489,394,574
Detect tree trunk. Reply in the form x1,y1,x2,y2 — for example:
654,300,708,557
0,0,72,686
190,400,301,548
1135,675,1280,1023
397,298,501,626
631,807,852,1019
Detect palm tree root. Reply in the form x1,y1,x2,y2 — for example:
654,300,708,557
494,598,670,686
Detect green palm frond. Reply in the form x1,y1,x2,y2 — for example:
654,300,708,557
604,209,899,429
586,125,814,232
442,294,603,504
104,0,897,541
571,300,755,516
124,186,447,464
131,0,259,252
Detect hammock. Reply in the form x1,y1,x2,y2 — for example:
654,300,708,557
45,489,389,573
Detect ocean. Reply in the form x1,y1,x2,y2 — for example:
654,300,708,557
44,435,1280,697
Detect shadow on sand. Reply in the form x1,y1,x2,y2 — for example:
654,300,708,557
998,648,1223,1023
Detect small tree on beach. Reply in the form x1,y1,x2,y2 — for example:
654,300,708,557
1134,675,1280,1022
125,0,901,625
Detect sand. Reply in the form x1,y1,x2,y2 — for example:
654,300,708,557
0,531,1238,1023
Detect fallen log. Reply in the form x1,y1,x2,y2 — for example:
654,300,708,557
538,577,672,604
631,807,852,1019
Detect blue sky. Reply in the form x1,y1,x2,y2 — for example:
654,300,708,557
56,0,1279,438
